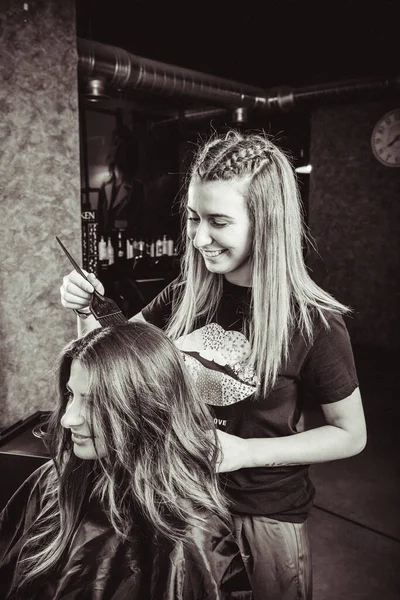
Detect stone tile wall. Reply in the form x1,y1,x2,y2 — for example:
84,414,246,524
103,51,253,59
0,0,81,427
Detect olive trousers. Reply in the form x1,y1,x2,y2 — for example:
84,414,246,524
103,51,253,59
232,514,312,600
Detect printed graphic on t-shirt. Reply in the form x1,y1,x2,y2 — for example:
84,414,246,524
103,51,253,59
175,323,257,406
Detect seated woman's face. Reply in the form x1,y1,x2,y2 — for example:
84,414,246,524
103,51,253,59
60,359,106,460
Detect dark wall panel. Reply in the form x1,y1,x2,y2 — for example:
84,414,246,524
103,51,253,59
308,101,400,350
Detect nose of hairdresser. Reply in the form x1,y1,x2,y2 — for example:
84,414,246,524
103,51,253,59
60,270,105,313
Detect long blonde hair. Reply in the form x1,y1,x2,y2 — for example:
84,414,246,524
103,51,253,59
167,129,350,396
11,322,228,595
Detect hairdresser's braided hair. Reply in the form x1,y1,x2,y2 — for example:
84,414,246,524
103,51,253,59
172,128,350,400
191,131,275,180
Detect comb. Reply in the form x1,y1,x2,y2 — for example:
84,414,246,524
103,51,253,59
56,236,127,326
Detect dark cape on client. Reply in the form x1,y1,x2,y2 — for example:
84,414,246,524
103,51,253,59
0,462,252,600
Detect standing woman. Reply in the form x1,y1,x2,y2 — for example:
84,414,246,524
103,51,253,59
60,130,367,599
0,322,251,599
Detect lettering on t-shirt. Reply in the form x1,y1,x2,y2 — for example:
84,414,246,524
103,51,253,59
214,418,227,427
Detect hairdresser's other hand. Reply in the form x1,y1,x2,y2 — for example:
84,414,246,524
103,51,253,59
215,430,249,473
60,270,105,312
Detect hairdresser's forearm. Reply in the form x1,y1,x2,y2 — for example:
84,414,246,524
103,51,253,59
217,389,366,472
244,425,366,468
76,313,101,338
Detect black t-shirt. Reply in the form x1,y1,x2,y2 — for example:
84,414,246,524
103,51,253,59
142,278,359,522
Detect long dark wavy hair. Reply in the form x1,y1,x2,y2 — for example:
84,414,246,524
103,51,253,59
11,321,228,595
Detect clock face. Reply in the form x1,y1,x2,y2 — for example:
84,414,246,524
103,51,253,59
371,109,400,167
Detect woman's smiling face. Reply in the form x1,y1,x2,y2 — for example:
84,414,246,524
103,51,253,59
187,178,253,286
60,359,106,460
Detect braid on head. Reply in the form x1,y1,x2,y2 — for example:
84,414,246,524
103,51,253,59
192,131,275,181
177,129,351,399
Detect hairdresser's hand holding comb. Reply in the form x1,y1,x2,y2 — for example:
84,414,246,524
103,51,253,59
60,270,104,335
60,269,105,310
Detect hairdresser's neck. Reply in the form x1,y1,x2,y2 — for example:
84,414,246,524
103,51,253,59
224,272,252,287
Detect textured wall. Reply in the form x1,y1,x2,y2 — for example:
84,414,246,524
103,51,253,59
307,100,400,349
0,0,81,427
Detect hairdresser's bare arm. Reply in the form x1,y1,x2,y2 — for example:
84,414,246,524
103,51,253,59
216,387,367,472
60,270,145,337
129,312,146,322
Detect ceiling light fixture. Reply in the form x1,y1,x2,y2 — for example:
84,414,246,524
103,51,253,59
232,107,248,123
85,78,108,102
295,164,312,174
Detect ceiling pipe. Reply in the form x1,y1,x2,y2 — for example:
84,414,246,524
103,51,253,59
77,38,400,114
77,38,267,111
287,77,400,108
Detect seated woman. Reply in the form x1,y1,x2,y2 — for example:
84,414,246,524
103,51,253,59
0,322,252,600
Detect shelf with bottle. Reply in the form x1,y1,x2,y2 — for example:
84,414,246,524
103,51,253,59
98,228,129,270
98,231,180,280
125,234,176,260
97,234,114,275
132,234,179,280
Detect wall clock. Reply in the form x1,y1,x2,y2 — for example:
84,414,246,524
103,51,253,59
371,109,400,167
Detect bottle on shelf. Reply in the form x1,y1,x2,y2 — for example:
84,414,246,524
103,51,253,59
97,236,109,273
132,238,152,279
116,229,126,261
137,239,146,257
162,234,168,255
167,236,174,257
155,237,163,257
107,239,115,265
126,238,134,259
98,236,107,261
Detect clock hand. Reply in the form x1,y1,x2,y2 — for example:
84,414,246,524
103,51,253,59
387,133,400,147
